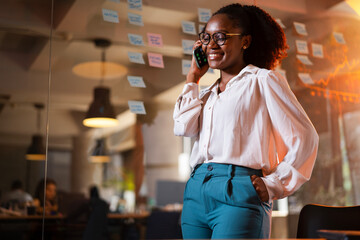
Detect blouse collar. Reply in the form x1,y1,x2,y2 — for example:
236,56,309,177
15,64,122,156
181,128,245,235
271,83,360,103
200,64,260,96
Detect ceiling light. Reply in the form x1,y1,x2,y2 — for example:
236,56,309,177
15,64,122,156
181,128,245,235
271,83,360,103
83,39,119,128
83,87,118,128
26,104,46,161
90,139,110,163
26,134,46,161
72,38,127,80
72,61,127,80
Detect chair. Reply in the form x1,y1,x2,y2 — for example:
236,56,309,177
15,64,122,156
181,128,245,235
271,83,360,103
145,210,182,239
297,204,360,238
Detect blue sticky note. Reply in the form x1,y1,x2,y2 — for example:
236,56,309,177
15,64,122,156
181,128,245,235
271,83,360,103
128,12,144,26
182,39,195,55
293,22,308,36
181,21,196,35
128,33,144,46
128,101,146,114
128,0,142,11
182,59,192,75
311,43,324,58
127,76,146,88
102,9,119,23
333,32,346,44
198,8,212,23
128,52,145,64
199,24,205,33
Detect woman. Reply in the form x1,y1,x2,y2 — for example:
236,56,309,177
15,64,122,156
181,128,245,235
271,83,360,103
33,178,59,215
173,3,319,239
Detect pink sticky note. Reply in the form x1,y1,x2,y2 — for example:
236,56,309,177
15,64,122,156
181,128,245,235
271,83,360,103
147,33,163,48
148,52,164,68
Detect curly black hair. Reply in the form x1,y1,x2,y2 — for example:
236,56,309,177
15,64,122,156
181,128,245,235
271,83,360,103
212,3,288,70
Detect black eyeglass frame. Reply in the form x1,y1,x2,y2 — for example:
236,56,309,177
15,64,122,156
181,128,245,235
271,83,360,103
199,32,243,46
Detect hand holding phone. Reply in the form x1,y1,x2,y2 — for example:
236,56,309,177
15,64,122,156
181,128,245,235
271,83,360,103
193,46,208,69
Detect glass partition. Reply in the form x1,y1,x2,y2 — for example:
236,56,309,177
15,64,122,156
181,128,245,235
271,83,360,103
1,0,360,239
0,0,52,239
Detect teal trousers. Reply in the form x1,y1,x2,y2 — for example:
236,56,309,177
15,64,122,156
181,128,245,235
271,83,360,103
181,163,272,239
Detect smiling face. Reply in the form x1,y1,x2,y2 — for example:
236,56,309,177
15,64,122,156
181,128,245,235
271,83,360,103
203,14,251,75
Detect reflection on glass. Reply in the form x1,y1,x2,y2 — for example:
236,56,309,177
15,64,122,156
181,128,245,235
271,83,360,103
1,0,360,239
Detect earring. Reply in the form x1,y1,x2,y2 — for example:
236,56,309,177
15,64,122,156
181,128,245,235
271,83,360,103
243,46,247,49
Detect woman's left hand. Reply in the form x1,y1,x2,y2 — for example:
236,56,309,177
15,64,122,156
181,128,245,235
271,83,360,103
250,175,269,202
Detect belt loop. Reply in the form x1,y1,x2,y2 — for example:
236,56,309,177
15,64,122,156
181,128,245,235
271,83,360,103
227,164,235,178
190,164,201,177
190,166,196,177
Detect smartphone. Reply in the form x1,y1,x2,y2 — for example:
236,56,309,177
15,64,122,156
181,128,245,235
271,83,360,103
193,46,208,69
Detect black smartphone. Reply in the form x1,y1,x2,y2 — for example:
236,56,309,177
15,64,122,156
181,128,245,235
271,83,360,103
193,46,208,69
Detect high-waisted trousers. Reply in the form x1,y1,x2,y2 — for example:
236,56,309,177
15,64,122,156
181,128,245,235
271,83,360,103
181,163,272,239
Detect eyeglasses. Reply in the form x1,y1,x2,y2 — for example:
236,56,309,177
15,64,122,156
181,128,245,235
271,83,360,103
199,32,243,46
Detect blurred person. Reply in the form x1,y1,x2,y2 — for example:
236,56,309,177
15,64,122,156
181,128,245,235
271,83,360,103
82,185,109,240
33,178,59,215
173,3,319,239
1,180,33,207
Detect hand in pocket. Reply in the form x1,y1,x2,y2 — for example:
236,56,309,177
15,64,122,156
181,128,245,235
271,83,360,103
250,175,269,202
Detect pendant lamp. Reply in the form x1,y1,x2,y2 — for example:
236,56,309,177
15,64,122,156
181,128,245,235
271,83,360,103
83,39,119,128
90,139,110,163
26,103,46,161
83,87,118,128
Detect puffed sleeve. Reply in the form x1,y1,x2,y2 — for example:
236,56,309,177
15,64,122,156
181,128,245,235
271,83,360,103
259,70,319,200
173,83,203,137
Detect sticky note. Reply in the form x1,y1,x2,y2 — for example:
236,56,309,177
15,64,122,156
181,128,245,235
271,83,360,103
128,12,144,26
199,24,205,33
102,9,119,23
128,52,145,64
296,55,313,65
148,52,164,68
128,33,144,46
128,101,146,114
182,40,195,55
312,43,324,58
182,21,196,35
275,19,286,29
333,32,346,44
147,33,163,48
128,0,142,11
298,73,314,84
198,8,212,23
127,76,146,88
182,59,191,75
293,22,308,36
296,40,309,54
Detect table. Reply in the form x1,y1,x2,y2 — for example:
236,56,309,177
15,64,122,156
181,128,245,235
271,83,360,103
0,212,150,240
107,211,150,219
107,212,150,239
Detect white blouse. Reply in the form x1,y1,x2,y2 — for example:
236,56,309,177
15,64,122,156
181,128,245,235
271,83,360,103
173,64,319,200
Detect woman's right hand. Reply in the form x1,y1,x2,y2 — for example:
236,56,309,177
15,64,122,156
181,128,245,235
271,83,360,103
186,40,209,84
